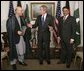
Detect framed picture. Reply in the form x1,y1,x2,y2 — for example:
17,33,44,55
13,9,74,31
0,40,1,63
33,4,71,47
31,2,55,20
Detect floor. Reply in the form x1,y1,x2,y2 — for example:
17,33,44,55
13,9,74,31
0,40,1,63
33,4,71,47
1,58,81,70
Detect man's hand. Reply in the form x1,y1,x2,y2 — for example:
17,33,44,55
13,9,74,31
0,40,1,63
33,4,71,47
27,24,32,28
48,26,53,31
70,39,74,44
17,31,23,36
57,37,61,44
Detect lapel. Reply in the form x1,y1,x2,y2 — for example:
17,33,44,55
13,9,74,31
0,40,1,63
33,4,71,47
65,16,70,22
15,16,21,30
39,14,49,26
40,14,48,22
39,15,42,26
44,14,48,24
62,16,70,23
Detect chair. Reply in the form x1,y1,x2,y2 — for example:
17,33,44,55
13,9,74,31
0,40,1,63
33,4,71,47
1,52,8,62
74,51,83,69
1,43,9,69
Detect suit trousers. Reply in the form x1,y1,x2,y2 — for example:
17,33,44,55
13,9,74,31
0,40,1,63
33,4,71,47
60,39,73,64
38,33,50,62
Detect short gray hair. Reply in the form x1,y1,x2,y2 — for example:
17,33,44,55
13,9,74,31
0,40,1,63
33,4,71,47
40,5,47,12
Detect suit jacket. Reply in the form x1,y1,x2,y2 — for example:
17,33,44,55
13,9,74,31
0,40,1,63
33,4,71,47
58,16,76,43
23,27,31,41
33,14,54,41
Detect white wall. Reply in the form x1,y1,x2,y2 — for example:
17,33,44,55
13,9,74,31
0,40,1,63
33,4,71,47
1,1,83,47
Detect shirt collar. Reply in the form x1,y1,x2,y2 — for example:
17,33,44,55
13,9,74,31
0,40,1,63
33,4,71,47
64,14,69,19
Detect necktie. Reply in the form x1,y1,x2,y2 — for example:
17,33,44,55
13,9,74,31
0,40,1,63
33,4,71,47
63,16,66,23
41,16,44,26
63,16,66,21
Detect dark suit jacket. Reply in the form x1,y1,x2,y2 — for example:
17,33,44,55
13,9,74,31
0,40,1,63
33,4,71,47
58,16,76,43
23,27,31,41
32,14,54,41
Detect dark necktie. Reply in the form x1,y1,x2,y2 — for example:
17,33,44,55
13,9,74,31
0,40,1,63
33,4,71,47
63,16,66,23
41,16,44,26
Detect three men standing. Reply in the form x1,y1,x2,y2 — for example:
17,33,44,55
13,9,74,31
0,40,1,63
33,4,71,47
6,4,76,70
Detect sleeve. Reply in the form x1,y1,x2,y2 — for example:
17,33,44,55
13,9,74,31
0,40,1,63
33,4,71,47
48,15,54,27
32,16,39,28
71,17,76,40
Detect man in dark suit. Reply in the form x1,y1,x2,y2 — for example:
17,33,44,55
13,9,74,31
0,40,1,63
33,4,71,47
57,6,76,68
28,5,54,64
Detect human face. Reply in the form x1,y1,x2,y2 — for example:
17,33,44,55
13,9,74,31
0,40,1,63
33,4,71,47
16,7,23,16
39,7,46,15
62,8,70,16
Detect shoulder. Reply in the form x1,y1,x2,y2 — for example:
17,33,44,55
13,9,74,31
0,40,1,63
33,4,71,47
36,15,41,20
59,16,63,19
37,15,41,18
58,16,63,20
47,14,53,17
47,14,54,20
69,16,76,19
6,15,15,24
8,15,16,21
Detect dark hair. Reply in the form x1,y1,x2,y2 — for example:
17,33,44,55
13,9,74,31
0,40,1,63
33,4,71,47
62,6,70,10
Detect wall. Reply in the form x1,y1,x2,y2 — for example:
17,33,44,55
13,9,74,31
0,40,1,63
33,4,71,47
1,1,83,47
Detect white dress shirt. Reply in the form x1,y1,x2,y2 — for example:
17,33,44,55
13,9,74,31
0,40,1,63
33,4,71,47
42,13,47,21
63,14,69,20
